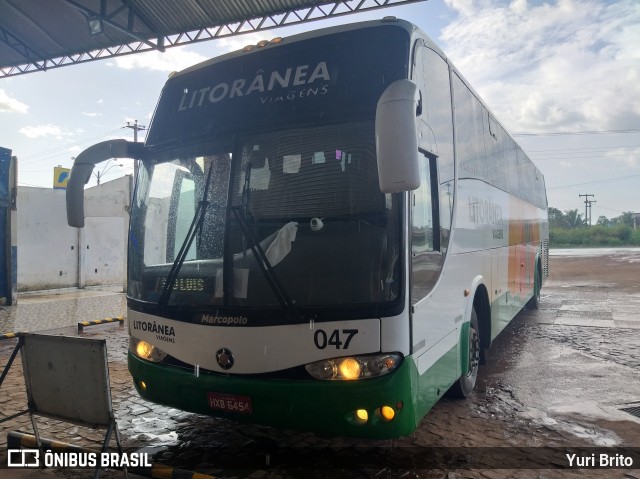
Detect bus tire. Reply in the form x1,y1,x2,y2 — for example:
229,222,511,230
449,307,480,399
526,262,541,310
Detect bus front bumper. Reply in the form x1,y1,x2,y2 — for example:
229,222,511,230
128,351,419,439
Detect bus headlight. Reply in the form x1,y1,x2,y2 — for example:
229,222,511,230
130,337,168,362
338,357,361,380
305,353,402,381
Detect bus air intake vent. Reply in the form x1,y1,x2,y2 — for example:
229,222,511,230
541,240,549,278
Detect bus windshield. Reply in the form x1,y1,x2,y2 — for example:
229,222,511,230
128,121,402,313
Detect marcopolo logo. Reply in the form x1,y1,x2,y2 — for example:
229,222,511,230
178,61,331,111
201,314,248,326
216,347,235,370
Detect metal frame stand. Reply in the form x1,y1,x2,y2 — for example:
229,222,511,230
0,333,127,478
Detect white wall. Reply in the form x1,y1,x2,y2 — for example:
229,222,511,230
17,187,78,291
17,176,131,291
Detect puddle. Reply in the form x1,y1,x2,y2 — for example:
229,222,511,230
561,282,617,289
559,422,620,446
129,417,179,444
550,248,640,257
521,407,623,446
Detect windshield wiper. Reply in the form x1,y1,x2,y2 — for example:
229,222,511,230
229,157,299,319
158,165,214,310
231,206,299,320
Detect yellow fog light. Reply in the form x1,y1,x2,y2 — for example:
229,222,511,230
139,380,147,390
380,405,395,422
355,409,368,424
338,358,361,380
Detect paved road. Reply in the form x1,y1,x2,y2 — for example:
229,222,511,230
1,252,639,479
0,286,126,334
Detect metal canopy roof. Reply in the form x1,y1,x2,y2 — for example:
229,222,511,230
0,0,423,78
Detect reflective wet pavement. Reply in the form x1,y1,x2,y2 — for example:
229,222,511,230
1,250,639,478
0,286,126,334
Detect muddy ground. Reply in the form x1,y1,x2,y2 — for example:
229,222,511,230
548,250,640,293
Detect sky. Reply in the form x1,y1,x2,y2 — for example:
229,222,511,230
0,0,639,223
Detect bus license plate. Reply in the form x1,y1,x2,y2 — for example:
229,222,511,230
207,392,253,414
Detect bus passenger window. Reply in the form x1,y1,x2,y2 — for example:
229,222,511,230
414,46,454,252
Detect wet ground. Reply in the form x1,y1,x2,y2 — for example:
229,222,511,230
1,249,639,478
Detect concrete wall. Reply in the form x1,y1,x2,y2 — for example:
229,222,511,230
17,176,131,291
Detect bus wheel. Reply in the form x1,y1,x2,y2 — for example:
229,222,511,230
449,307,480,398
526,263,541,310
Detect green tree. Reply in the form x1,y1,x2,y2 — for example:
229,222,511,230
563,209,584,229
613,211,637,228
548,207,566,228
548,206,638,247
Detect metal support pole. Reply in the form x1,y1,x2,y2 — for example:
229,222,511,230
0,335,23,388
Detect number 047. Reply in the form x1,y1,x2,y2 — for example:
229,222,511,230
313,329,358,349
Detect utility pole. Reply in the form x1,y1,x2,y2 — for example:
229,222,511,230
125,120,146,181
587,199,596,226
579,193,594,226
93,159,122,186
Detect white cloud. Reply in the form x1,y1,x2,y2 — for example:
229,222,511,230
112,47,208,72
109,32,272,74
19,124,73,139
0,89,28,113
82,112,102,117
607,147,640,169
443,0,479,17
440,0,640,133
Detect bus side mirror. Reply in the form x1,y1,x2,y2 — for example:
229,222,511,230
375,79,421,193
67,140,144,228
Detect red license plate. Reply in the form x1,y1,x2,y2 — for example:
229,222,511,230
207,392,253,414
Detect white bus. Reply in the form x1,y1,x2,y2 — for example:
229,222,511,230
67,18,549,438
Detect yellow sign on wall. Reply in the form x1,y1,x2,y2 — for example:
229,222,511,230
53,167,71,189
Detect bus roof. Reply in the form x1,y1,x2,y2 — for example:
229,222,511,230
172,18,419,78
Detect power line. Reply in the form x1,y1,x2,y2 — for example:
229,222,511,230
547,172,640,191
553,203,637,213
18,127,126,166
598,204,628,214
